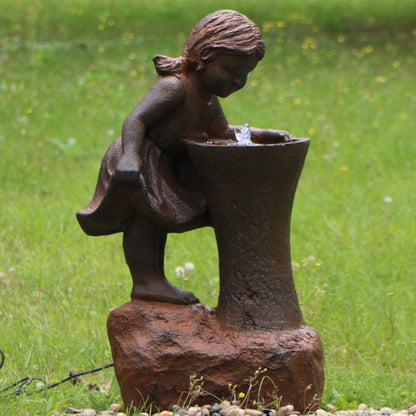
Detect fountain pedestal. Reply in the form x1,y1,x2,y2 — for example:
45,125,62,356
108,301,323,411
107,137,324,411
187,138,309,331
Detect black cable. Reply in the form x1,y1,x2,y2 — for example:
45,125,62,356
46,363,115,391
0,348,113,397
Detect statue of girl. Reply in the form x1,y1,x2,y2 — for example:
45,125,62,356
77,10,289,304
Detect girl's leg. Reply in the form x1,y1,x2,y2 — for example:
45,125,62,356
123,215,199,304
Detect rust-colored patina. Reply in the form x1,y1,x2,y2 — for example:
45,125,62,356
77,9,324,412
108,301,324,411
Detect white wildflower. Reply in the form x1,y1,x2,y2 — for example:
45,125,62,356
174,266,186,278
184,262,195,271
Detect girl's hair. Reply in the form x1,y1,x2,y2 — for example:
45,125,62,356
153,10,265,75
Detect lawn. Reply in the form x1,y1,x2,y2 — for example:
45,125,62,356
0,0,415,414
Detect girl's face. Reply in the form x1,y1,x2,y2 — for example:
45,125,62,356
197,54,259,98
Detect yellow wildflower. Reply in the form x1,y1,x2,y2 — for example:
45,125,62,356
362,45,374,54
375,76,387,83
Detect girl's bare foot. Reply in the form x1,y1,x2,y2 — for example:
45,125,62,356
131,279,199,305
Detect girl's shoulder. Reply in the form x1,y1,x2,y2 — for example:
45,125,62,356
140,75,186,109
152,75,186,99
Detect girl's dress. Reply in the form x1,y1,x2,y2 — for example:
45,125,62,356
76,136,209,236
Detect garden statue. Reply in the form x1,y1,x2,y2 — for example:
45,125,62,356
77,9,324,412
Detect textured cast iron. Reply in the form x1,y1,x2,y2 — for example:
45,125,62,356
76,9,324,411
186,138,310,330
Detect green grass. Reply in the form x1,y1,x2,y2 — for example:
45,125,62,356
1,0,415,414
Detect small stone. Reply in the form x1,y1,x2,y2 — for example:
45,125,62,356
189,407,202,416
110,404,122,413
210,404,223,414
244,409,263,416
220,402,232,410
380,408,394,415
279,405,294,414
334,411,349,416
409,406,416,415
66,408,82,414
316,410,329,416
261,410,276,416
160,412,174,416
172,406,188,416
99,412,115,416
116,413,127,416
220,410,229,416
201,409,211,416
228,408,245,416
326,405,337,413
80,410,97,416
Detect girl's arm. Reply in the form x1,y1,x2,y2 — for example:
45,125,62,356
244,127,293,143
206,98,234,140
116,76,185,181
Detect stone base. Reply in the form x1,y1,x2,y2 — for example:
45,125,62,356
107,300,324,412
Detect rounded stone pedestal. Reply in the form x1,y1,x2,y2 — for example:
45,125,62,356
107,300,324,412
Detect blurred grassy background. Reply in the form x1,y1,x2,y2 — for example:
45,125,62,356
0,0,415,414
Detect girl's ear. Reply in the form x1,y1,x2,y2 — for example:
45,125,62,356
196,50,212,72
196,61,206,72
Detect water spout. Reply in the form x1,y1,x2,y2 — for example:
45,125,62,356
234,124,252,146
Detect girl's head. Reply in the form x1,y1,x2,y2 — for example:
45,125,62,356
154,10,265,75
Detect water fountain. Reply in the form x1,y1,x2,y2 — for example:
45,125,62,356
106,130,324,411
78,9,324,413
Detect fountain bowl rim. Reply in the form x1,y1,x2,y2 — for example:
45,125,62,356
184,137,310,149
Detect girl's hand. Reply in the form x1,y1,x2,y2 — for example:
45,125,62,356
115,154,140,182
251,128,294,144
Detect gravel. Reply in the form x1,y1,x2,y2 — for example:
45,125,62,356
52,403,416,416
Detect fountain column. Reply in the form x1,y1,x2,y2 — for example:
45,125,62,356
186,138,309,330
